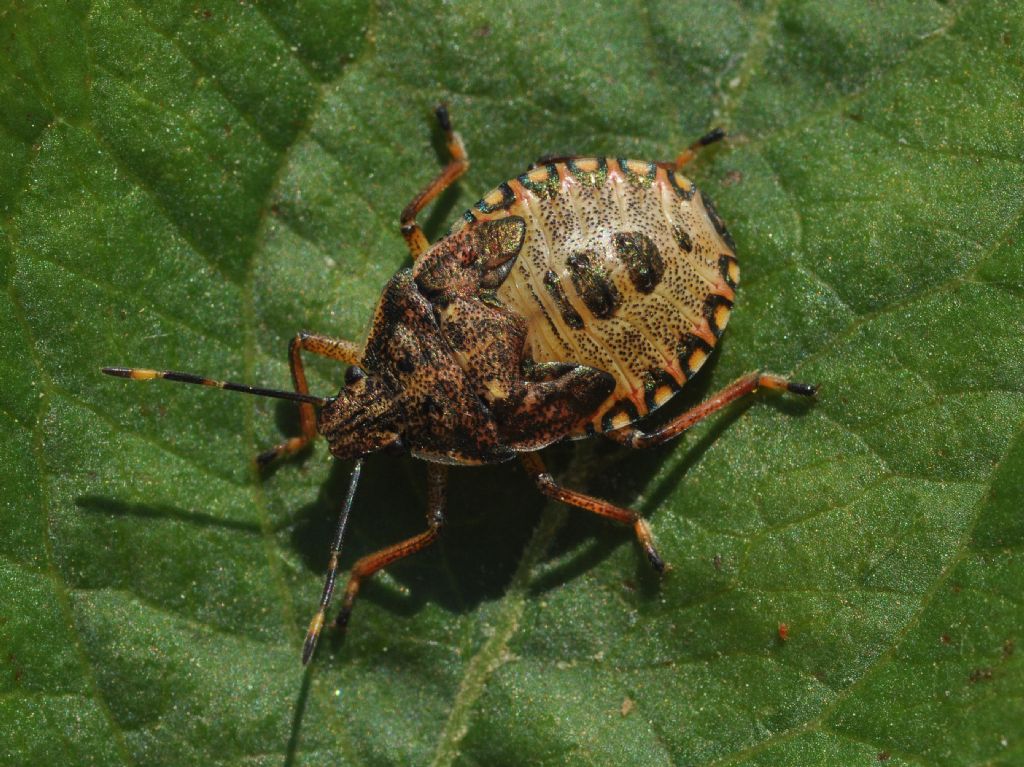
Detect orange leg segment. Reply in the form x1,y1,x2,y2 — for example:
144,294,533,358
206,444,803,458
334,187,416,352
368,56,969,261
662,127,726,170
521,452,664,573
400,105,470,259
605,371,817,450
334,464,448,630
255,331,362,468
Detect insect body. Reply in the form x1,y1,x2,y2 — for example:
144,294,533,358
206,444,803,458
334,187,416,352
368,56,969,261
104,107,815,664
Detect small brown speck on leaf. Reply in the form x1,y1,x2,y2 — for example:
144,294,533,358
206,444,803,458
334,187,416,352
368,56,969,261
940,633,951,644
620,697,635,717
969,667,993,684
8,654,22,684
877,752,891,762
721,170,743,187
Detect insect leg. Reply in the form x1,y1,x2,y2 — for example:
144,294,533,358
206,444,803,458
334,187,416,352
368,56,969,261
255,332,362,468
521,452,664,573
656,127,726,171
605,371,816,450
333,464,447,630
400,105,470,259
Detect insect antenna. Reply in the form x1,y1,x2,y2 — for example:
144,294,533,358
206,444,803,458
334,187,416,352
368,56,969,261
101,367,328,406
302,457,363,665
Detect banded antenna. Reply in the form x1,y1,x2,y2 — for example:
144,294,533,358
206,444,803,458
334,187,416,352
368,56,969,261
102,367,328,407
103,364,361,664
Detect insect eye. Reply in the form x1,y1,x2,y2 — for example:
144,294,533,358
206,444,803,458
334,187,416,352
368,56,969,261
345,365,367,384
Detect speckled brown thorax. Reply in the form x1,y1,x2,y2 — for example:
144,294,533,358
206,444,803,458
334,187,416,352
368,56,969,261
449,157,739,434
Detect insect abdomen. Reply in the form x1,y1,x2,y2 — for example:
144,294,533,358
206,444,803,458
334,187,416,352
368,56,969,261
454,157,739,433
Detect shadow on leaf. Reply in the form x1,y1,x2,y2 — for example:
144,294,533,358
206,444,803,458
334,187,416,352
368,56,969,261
75,494,263,535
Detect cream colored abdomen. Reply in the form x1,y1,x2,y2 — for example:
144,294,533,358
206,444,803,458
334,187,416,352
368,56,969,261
456,158,738,433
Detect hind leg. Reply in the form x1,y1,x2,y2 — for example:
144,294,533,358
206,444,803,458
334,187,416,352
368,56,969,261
605,371,816,450
401,106,470,259
529,128,726,171
521,452,664,572
660,127,726,170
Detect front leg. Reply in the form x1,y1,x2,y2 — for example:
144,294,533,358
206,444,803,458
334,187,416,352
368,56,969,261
334,464,448,632
256,331,363,468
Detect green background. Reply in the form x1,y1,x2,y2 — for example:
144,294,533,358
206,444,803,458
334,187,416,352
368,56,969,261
2,1,1022,765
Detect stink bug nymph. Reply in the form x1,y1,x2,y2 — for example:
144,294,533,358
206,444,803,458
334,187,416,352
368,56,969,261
104,107,816,664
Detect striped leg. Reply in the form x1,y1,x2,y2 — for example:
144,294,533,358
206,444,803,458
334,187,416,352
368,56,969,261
521,452,664,572
334,464,447,630
605,371,816,450
663,127,726,170
400,105,470,259
256,332,362,468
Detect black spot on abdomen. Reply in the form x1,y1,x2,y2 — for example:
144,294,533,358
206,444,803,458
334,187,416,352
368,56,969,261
613,231,665,294
642,368,680,410
567,250,621,319
543,270,584,329
672,224,693,253
678,333,713,380
601,398,640,433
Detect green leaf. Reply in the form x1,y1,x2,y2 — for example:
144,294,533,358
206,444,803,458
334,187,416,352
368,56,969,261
2,1,1022,765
